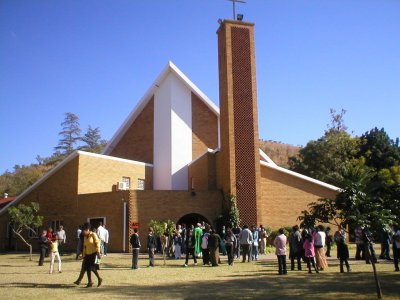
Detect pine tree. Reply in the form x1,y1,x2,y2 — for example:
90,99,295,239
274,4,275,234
54,112,81,156
80,126,107,153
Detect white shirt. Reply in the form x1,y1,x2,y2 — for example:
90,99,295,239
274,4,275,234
314,231,326,247
104,229,109,243
97,225,107,242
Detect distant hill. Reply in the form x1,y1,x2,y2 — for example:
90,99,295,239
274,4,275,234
259,140,301,168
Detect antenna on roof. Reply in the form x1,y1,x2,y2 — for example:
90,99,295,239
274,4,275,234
227,0,246,20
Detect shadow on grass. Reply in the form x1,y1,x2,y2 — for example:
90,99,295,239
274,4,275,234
68,271,398,300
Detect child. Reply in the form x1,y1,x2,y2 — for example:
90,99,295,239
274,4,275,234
303,229,319,274
49,236,62,274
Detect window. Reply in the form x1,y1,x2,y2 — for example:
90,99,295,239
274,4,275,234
28,227,40,238
122,177,130,189
51,220,63,233
6,223,15,238
137,178,145,190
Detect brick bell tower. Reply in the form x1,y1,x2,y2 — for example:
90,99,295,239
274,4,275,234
217,20,262,226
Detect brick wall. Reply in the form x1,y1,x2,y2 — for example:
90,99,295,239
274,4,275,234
77,154,152,194
128,190,223,250
109,97,154,163
217,20,261,226
191,93,218,159
259,165,338,229
188,152,217,191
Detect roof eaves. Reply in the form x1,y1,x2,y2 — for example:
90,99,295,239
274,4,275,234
0,151,80,216
260,160,340,192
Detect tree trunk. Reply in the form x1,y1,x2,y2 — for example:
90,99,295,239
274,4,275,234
13,230,33,261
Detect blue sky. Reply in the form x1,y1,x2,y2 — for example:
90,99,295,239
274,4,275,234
1,0,399,173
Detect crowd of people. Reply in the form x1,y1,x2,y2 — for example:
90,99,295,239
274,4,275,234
130,222,400,275
37,221,400,288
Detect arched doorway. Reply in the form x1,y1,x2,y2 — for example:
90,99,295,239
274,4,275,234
177,213,210,228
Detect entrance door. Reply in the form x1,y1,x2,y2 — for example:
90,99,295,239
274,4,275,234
88,217,105,229
177,213,210,227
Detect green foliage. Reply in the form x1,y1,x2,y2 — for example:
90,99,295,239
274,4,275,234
0,165,44,196
359,127,400,170
227,195,240,228
148,219,176,237
80,126,108,153
8,202,43,235
298,164,397,233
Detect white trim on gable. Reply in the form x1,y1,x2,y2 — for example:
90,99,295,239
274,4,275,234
259,149,276,165
260,160,340,192
0,151,153,215
103,61,220,156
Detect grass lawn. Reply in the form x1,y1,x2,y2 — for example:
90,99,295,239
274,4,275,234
0,246,399,299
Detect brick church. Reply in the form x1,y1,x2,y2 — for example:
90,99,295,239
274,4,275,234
0,20,338,252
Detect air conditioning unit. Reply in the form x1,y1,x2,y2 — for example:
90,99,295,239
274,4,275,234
117,182,129,191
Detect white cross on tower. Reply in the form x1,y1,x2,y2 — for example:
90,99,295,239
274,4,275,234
227,0,246,20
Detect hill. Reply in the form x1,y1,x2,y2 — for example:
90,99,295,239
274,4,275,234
259,140,301,168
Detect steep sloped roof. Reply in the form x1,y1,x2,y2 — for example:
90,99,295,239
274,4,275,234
0,151,153,215
103,61,220,155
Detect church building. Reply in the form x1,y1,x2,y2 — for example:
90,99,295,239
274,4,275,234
0,20,339,252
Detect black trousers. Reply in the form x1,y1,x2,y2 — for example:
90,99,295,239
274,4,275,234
185,248,197,264
38,247,47,266
226,244,234,265
340,258,350,272
290,250,302,270
277,255,287,274
201,248,210,265
393,245,399,271
241,244,251,262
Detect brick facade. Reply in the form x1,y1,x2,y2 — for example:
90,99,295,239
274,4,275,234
259,165,337,229
188,151,217,191
217,20,262,226
128,190,223,250
109,97,154,163
191,93,219,160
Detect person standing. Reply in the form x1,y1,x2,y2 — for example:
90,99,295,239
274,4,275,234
239,225,253,262
103,225,109,256
56,225,66,256
173,230,182,259
224,228,237,266
147,227,157,267
325,227,333,257
74,223,102,288
303,229,319,274
38,230,49,266
314,225,328,271
194,223,203,257
232,224,241,259
379,227,392,260
251,225,259,261
289,225,302,271
274,228,287,275
129,228,140,269
97,222,106,256
76,225,82,260
334,225,351,273
392,225,400,272
259,226,267,255
354,226,365,260
201,230,210,265
208,229,222,267
49,235,62,274
183,229,197,267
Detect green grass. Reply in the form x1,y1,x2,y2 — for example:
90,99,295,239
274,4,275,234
0,247,399,299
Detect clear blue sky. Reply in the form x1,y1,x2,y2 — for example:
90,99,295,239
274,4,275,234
1,0,399,173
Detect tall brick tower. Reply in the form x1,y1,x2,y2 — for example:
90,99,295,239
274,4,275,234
217,20,262,226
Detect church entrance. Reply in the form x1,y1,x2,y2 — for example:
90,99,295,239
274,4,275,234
177,213,210,227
